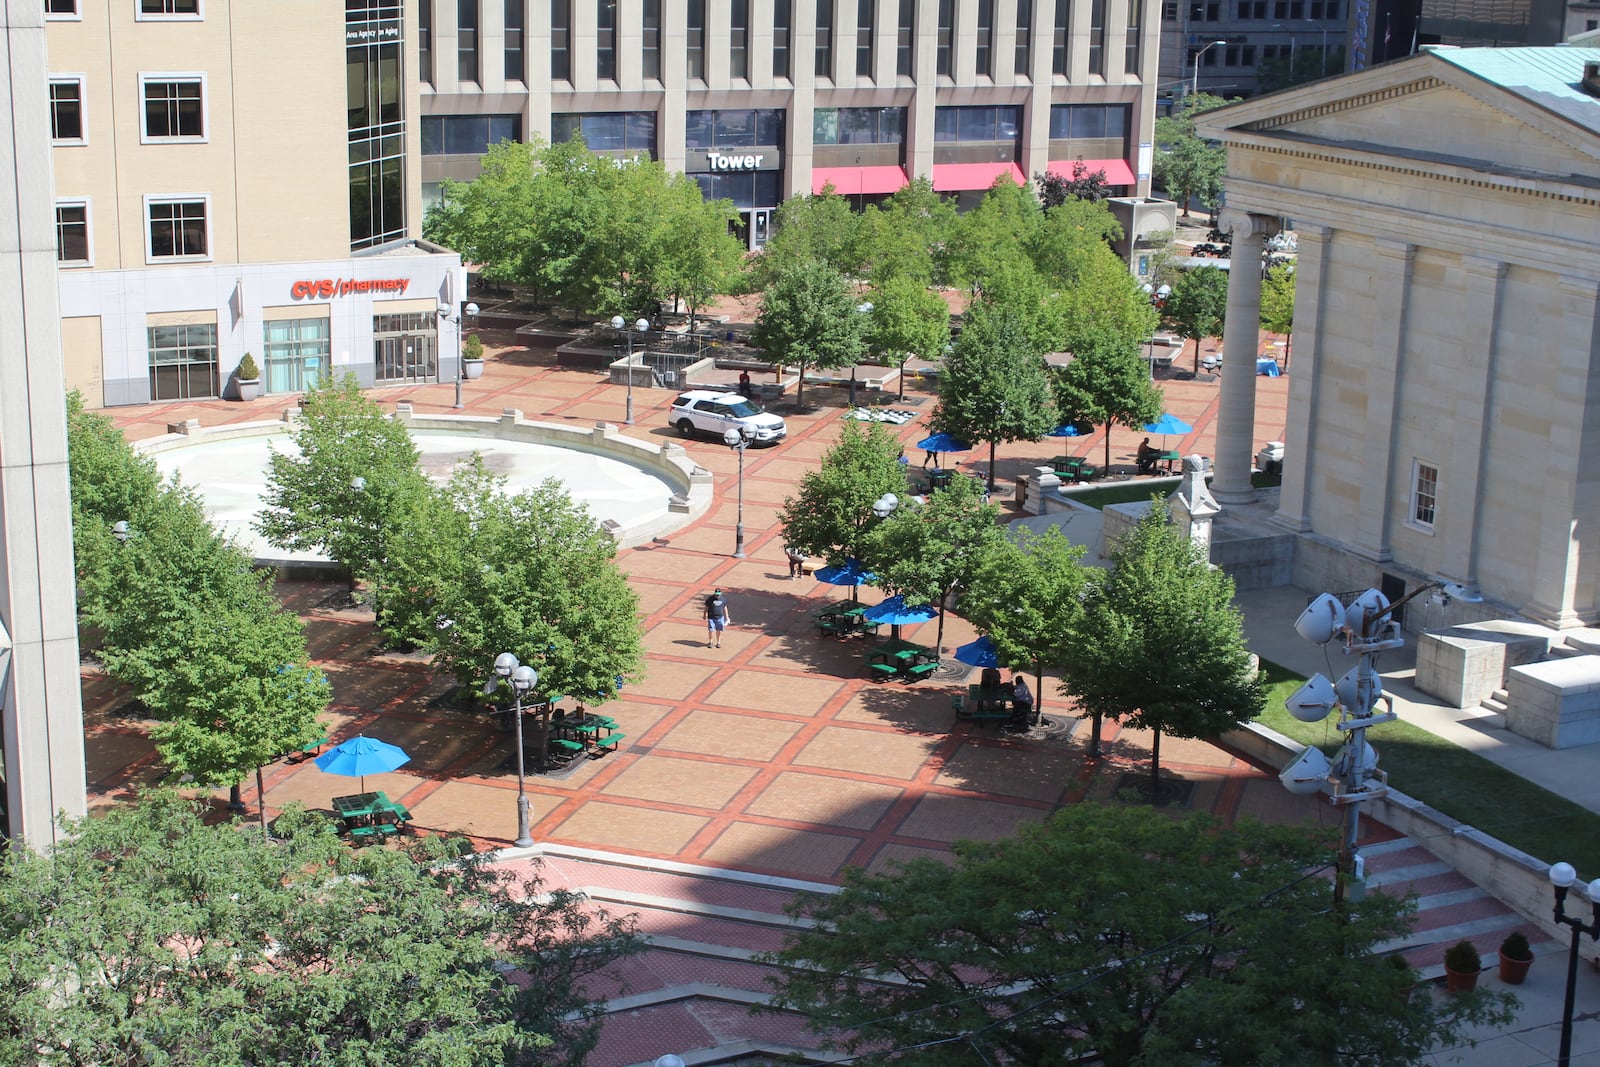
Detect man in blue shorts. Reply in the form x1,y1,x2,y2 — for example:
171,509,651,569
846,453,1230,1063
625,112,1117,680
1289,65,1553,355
705,589,731,648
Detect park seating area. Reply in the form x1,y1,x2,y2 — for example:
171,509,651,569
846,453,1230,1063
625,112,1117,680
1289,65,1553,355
866,639,939,682
333,790,412,843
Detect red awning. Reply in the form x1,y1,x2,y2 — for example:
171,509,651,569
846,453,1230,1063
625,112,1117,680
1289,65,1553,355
931,162,1026,192
812,165,910,196
1047,158,1137,186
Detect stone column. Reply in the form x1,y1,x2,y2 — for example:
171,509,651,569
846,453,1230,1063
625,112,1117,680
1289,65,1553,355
1271,224,1330,534
0,0,88,846
1349,238,1414,562
1211,209,1275,504
1439,257,1506,592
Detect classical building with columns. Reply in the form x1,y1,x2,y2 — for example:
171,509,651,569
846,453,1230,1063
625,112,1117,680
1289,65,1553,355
1198,46,1600,629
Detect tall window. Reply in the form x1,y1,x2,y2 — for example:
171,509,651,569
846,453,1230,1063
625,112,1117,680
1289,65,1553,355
687,0,706,79
813,106,905,143
550,0,570,81
856,0,874,77
457,0,478,83
49,78,84,142
1125,0,1141,74
418,0,432,83
146,197,208,259
1411,462,1438,531
551,112,656,155
263,318,331,394
347,2,406,250
1052,0,1068,74
936,0,953,76
55,202,90,264
147,324,218,401
976,0,996,76
897,0,914,75
142,77,204,140
421,114,521,154
1088,0,1106,76
1015,0,1032,74
504,0,523,81
643,0,662,79
773,0,791,78
816,0,832,77
596,0,617,81
138,0,199,15
731,0,749,79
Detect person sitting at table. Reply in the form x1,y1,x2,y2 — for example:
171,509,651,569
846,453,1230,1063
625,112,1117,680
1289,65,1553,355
977,666,1005,712
1136,437,1160,476
1009,673,1035,730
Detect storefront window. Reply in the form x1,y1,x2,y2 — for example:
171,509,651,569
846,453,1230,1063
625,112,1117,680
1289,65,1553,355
686,109,783,149
263,317,331,394
551,112,656,155
935,105,1022,142
373,312,438,383
814,107,905,144
147,323,218,400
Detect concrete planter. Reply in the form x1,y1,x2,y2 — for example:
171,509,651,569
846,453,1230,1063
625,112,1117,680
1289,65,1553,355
462,359,484,380
236,379,262,401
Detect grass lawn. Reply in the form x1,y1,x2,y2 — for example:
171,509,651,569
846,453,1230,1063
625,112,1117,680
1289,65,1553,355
1066,471,1281,511
1254,658,1600,876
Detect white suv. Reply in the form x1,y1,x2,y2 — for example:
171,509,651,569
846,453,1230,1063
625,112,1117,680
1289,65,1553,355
669,391,787,445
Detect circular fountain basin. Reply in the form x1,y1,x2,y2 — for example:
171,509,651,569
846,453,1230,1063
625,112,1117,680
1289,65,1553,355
139,414,710,565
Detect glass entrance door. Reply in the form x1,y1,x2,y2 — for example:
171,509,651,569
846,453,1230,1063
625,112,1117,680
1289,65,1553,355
373,311,438,383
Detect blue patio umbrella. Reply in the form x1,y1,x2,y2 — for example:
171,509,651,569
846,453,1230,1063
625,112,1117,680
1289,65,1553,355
864,594,939,640
953,635,1000,668
816,557,877,600
1142,413,1194,437
1046,424,1083,438
313,734,411,793
915,432,971,468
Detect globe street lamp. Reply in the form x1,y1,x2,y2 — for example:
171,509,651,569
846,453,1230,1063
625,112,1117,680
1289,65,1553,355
1548,862,1600,1067
493,652,538,849
1193,40,1227,100
724,426,752,558
441,301,480,410
872,492,899,520
610,315,650,425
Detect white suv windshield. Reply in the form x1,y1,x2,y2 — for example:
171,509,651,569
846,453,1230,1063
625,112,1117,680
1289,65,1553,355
723,399,762,418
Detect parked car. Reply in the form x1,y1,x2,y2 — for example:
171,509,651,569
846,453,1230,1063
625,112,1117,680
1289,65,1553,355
669,391,787,444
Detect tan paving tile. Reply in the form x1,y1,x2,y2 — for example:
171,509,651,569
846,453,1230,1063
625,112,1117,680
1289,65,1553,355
745,633,865,676
620,546,724,583
617,653,717,700
360,715,492,776
705,671,844,715
698,821,860,879
600,755,758,809
933,746,1076,802
630,580,685,616
864,842,960,874
321,662,427,711
835,685,956,733
546,800,709,854
894,793,1048,843
655,711,804,762
745,771,903,831
793,726,941,779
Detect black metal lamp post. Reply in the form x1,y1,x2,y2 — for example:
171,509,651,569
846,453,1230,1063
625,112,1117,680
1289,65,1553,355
724,426,752,558
493,651,538,849
1550,861,1600,1067
610,315,650,425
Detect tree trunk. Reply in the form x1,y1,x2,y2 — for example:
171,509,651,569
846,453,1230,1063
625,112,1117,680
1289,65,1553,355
228,783,247,814
1192,335,1200,376
1150,728,1162,799
988,439,997,492
897,355,909,401
1103,421,1113,473
256,766,269,836
935,589,949,657
796,361,807,409
1088,712,1103,757
1282,330,1292,374
1033,658,1044,720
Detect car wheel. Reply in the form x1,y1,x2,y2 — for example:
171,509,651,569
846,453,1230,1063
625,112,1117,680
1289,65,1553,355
676,419,696,438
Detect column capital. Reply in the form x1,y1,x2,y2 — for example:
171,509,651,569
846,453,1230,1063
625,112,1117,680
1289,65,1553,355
1218,209,1279,242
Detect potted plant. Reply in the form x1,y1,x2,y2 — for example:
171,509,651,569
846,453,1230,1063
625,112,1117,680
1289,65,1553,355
1443,939,1481,993
461,333,485,380
234,352,262,401
1384,953,1416,1002
1498,930,1534,985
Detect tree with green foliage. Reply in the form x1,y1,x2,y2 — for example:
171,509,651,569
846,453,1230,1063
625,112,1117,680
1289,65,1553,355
865,275,952,401
764,803,1514,1067
1053,244,1161,361
749,258,869,409
754,187,864,287
857,177,957,286
640,172,747,329
377,455,644,707
962,525,1093,718
0,792,641,1067
1027,198,1124,290
940,177,1041,293
1164,265,1230,375
1051,326,1164,473
867,473,1006,656
1034,159,1113,207
931,297,1058,491
65,392,166,612
256,374,429,593
422,139,546,291
1152,95,1231,218
1260,262,1296,371
1062,501,1263,785
778,420,910,567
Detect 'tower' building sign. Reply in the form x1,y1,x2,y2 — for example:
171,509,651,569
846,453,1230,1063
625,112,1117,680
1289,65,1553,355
290,278,412,299
686,147,782,173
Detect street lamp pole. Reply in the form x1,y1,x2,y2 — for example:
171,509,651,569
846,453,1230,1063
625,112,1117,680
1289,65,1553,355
724,426,751,558
852,301,874,409
1549,862,1600,1067
1193,40,1227,100
493,652,538,849
611,315,650,425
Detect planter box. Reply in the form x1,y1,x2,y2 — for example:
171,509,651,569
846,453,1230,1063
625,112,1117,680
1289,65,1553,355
236,379,262,401
463,359,485,380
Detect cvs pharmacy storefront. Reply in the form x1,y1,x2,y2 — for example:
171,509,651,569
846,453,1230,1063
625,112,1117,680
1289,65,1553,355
59,240,463,408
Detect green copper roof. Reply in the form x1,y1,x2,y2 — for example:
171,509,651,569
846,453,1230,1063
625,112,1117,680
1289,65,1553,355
1432,46,1600,136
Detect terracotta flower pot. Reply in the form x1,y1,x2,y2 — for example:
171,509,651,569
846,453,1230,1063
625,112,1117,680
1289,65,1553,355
1444,965,1480,993
1498,950,1533,986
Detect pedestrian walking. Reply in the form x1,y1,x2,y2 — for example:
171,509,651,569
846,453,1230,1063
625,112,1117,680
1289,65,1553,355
705,589,731,647
784,546,806,579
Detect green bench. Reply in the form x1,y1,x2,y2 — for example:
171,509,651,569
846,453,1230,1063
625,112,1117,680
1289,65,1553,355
869,661,901,680
903,661,938,682
551,738,586,757
594,733,626,753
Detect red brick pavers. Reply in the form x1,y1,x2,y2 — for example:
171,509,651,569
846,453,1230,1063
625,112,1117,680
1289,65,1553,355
91,349,1529,1066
